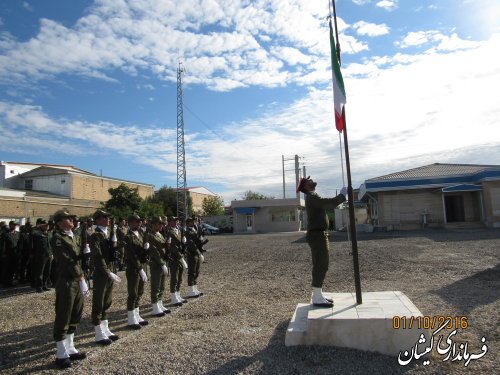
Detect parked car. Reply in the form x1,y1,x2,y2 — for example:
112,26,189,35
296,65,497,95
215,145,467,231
201,223,220,235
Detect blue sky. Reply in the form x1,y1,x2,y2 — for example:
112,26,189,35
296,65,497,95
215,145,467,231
1,0,499,203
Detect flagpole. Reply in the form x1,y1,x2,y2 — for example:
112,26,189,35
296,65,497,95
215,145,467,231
330,0,362,304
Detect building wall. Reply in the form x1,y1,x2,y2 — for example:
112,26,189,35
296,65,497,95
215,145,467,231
71,174,153,201
378,190,445,229
190,191,214,213
234,206,301,233
482,180,500,228
22,174,71,196
0,196,100,221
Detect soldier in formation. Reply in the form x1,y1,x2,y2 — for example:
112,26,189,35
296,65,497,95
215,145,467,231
50,210,88,369
89,210,121,345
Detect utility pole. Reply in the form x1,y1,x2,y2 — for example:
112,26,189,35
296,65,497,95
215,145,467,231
295,154,300,199
176,61,188,220
282,155,286,199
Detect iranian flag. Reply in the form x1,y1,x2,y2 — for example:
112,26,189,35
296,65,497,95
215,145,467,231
329,18,346,133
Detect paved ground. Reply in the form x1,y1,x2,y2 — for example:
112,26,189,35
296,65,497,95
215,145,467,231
0,228,498,374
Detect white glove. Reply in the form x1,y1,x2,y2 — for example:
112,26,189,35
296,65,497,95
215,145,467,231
83,244,91,254
340,187,348,197
180,258,188,269
200,254,205,263
108,271,121,284
139,269,148,282
79,279,90,297
167,237,172,244
111,233,117,243
182,236,186,244
143,242,150,250
161,264,169,275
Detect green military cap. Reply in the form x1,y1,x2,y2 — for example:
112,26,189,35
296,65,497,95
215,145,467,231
167,216,178,222
53,209,74,222
128,213,142,222
150,216,163,224
93,209,110,221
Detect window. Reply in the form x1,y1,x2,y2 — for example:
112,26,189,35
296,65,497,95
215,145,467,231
271,209,296,222
61,179,66,184
25,179,33,190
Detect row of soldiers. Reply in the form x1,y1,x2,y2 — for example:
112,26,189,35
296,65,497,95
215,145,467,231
49,209,208,369
0,219,58,291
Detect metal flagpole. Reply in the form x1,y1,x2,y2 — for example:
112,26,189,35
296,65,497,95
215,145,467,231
330,0,362,304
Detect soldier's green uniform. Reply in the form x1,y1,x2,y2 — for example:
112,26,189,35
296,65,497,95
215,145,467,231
124,229,148,311
51,226,84,342
166,226,185,295
305,191,346,288
89,226,115,326
32,225,52,291
116,222,128,270
145,230,167,304
185,225,202,288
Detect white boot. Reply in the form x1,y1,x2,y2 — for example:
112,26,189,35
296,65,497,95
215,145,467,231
127,310,141,330
151,302,166,317
56,339,69,359
134,307,149,326
176,291,187,303
194,285,204,296
64,333,86,360
55,340,71,368
170,292,182,306
159,300,171,313
311,287,333,307
187,285,199,298
101,320,119,341
94,324,112,345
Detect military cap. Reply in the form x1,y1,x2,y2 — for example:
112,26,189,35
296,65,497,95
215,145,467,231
93,209,110,221
38,219,48,225
36,218,44,225
53,209,74,222
9,220,19,226
296,175,311,193
128,213,142,222
167,216,179,222
150,216,163,224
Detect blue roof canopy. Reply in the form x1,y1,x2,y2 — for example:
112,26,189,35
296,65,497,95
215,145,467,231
441,184,483,193
234,207,256,214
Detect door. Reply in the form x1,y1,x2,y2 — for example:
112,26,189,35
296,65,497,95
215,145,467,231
445,195,465,222
246,214,253,232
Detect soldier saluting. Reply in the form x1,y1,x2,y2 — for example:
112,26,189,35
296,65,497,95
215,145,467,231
297,177,346,308
50,210,88,369
89,210,121,345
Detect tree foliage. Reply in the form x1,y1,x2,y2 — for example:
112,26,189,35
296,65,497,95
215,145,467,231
202,195,225,216
241,190,274,200
150,185,193,217
104,184,142,218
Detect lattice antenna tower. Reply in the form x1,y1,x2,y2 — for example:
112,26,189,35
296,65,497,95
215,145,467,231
176,61,188,219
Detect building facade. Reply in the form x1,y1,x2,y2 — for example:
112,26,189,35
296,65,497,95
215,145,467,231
358,163,500,230
0,161,154,222
231,197,304,233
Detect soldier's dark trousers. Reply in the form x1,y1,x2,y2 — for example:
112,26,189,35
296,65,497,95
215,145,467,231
150,264,165,303
54,278,84,341
187,254,201,286
2,255,17,286
169,261,183,293
306,231,330,288
126,268,144,311
34,255,51,289
18,251,30,282
91,272,114,325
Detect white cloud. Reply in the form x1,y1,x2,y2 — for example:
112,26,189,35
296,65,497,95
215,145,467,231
0,0,364,91
2,34,499,200
352,21,390,37
398,30,482,51
352,0,371,5
376,0,398,11
22,2,34,12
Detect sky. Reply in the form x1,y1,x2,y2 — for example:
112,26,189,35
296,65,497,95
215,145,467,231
0,0,499,204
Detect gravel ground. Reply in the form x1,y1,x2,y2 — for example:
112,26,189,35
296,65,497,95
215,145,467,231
0,228,499,374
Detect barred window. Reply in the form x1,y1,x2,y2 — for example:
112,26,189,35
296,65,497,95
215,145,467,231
271,209,296,222
25,179,33,190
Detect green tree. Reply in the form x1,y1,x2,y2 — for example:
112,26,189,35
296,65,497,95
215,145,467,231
202,195,225,216
104,183,142,218
138,197,164,218
152,185,193,217
241,190,275,200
